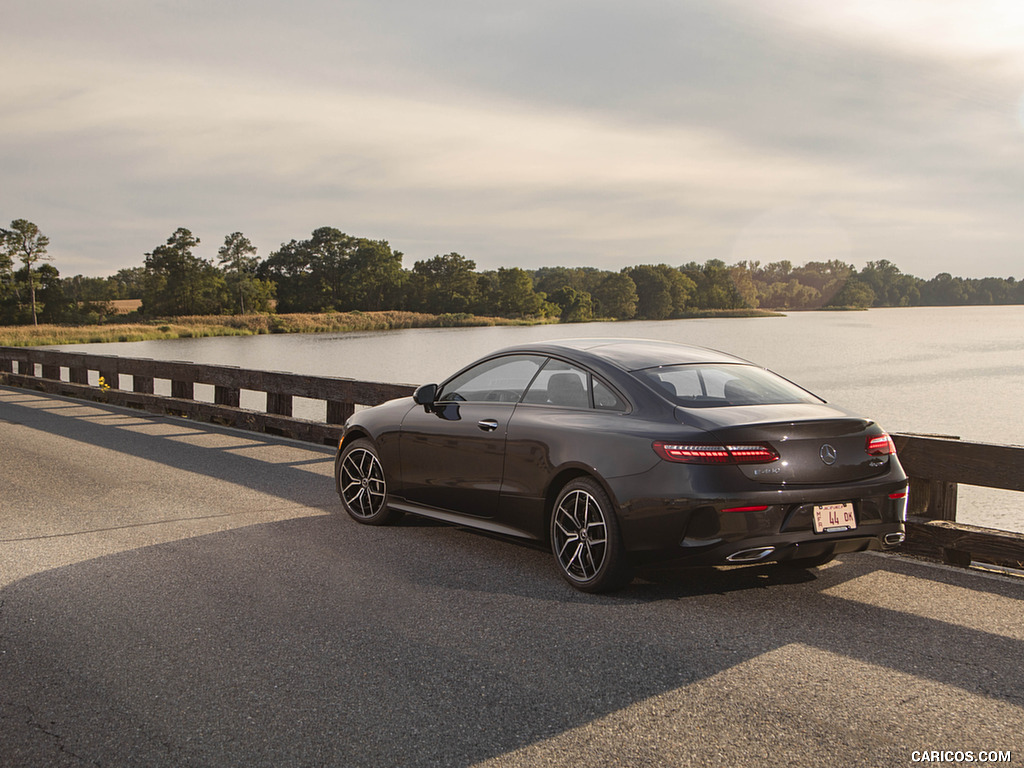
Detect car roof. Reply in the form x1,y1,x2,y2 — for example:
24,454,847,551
494,338,752,371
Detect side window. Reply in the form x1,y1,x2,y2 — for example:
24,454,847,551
522,359,629,411
592,377,627,412
523,359,590,408
437,355,544,403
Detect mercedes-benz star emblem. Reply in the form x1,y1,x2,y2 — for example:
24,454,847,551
819,444,838,465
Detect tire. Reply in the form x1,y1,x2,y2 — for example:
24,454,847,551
336,438,402,525
550,477,633,593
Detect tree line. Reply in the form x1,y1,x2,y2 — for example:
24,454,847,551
2,219,1022,326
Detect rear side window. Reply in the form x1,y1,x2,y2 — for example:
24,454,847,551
637,363,822,408
592,377,627,412
522,359,629,412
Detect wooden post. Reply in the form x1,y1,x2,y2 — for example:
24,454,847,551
267,392,293,417
215,386,240,408
98,367,118,390
133,375,154,394
171,379,194,400
894,433,963,522
327,400,355,424
907,477,958,521
41,364,60,380
69,366,89,385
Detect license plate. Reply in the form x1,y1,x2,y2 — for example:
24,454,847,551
813,503,856,533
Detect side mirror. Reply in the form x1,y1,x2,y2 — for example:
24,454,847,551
413,383,437,410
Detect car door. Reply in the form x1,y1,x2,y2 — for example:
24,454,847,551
398,354,545,517
499,358,631,535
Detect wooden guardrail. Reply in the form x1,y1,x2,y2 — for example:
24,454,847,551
0,346,415,446
893,434,1024,571
2,345,1021,571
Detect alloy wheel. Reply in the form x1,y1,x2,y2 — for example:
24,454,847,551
553,489,609,583
340,447,387,519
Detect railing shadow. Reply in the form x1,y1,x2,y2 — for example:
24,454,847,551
3,387,1024,766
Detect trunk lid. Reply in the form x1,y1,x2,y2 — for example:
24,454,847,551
675,404,892,485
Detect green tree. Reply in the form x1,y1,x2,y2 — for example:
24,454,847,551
494,267,546,317
142,228,228,316
33,264,75,323
549,285,594,323
412,252,478,313
60,274,116,323
0,242,13,284
259,228,350,313
260,228,407,313
347,239,406,311
790,260,854,303
627,265,695,319
760,279,821,309
305,227,356,310
682,259,746,309
729,262,760,308
111,267,147,299
857,260,922,307
592,272,638,319
63,275,116,303
1,219,52,325
628,265,674,320
827,277,875,308
259,238,315,312
921,273,967,305
218,232,274,314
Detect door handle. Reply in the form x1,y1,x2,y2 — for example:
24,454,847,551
477,419,499,432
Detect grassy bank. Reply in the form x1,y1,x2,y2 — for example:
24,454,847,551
0,307,781,347
0,311,556,347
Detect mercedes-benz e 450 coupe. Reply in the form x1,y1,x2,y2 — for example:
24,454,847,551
335,338,908,592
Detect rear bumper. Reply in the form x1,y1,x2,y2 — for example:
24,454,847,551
608,461,908,566
664,522,905,567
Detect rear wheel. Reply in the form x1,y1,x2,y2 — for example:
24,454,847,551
337,438,402,525
550,477,633,593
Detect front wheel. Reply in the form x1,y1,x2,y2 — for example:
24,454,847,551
550,477,633,593
336,438,402,525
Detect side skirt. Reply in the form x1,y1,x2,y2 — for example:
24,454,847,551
388,500,541,541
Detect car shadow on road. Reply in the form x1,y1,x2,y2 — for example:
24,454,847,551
3,512,1024,768
4,388,1024,766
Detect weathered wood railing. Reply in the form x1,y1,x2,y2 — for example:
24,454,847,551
0,346,415,446
893,434,1024,571
2,346,1021,571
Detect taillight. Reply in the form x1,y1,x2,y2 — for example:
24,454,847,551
866,434,896,456
889,487,909,521
653,442,779,464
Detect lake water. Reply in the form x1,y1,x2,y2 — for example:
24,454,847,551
54,306,1024,531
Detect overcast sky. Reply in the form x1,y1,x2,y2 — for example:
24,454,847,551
3,0,1023,279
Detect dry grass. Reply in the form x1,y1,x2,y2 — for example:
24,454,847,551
0,311,553,347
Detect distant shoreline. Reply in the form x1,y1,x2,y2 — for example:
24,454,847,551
0,308,783,347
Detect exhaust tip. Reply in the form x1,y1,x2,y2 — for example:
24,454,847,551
727,546,776,563
884,532,906,546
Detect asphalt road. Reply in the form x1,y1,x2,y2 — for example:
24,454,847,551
2,385,1023,768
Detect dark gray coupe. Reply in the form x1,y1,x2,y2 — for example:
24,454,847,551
335,338,907,592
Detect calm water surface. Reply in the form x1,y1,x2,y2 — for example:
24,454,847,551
57,306,1024,530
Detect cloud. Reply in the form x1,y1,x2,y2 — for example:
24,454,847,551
2,0,1023,278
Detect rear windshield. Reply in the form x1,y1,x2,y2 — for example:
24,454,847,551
635,363,823,408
